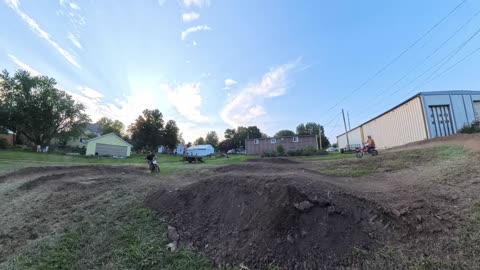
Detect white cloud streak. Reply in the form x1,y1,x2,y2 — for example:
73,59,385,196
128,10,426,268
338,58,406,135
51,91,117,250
68,32,82,49
181,25,211,40
77,86,103,100
223,78,237,89
182,12,200,22
221,61,297,127
182,0,210,8
6,0,80,68
163,83,208,122
7,54,41,76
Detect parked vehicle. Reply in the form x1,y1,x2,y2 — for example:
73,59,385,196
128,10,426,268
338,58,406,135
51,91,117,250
183,144,215,163
149,159,160,173
326,147,339,152
356,146,378,158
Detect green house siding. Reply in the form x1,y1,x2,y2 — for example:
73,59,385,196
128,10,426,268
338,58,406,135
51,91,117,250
85,134,132,157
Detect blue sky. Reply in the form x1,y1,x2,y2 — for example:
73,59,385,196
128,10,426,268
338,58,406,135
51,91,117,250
2,0,480,142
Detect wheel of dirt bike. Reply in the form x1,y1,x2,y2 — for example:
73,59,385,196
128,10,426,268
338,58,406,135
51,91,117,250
356,152,363,158
156,166,160,173
372,150,378,156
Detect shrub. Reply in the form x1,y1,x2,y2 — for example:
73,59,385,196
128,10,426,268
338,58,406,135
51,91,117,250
276,145,285,156
0,138,8,149
459,121,480,134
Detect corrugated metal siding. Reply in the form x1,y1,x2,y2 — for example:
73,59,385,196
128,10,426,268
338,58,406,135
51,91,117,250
362,96,427,149
337,126,363,149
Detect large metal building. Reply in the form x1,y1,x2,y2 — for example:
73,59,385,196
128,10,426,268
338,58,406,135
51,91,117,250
337,91,480,150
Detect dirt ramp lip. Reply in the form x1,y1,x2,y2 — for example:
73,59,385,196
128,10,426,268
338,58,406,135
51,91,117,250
145,177,394,269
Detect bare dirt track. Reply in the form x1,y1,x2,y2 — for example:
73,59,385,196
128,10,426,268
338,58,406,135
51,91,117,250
3,137,480,269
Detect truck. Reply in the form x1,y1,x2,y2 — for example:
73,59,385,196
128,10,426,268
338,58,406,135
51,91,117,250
183,144,215,163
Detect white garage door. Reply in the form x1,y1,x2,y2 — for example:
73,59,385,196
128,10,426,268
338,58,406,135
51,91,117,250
95,143,128,157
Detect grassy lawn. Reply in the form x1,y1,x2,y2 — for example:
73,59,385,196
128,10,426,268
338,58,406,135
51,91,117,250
0,150,255,176
311,145,471,177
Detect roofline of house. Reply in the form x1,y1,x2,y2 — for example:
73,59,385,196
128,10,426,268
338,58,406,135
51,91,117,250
245,134,317,141
84,132,133,147
336,90,480,138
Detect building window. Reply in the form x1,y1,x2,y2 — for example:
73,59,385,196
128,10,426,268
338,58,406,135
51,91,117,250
270,138,276,144
293,136,299,143
254,139,259,144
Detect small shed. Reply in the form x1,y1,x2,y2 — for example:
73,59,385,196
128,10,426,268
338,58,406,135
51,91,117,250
85,133,132,157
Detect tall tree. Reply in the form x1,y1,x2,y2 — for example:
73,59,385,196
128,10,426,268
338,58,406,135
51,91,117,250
224,128,236,139
275,130,296,137
194,137,205,145
218,138,235,153
0,69,89,146
205,131,219,149
128,109,164,151
296,122,330,148
186,142,192,148
96,117,125,136
164,120,179,152
223,125,263,149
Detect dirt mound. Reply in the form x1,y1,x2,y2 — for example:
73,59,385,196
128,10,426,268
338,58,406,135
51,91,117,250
391,133,480,152
145,177,396,269
248,157,300,164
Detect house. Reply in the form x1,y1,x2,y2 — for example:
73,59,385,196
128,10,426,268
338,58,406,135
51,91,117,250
84,133,132,157
245,135,318,155
158,144,185,155
337,90,480,150
63,123,103,147
0,130,16,146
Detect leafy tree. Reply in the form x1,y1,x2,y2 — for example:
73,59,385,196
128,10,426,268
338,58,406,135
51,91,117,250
275,130,296,137
0,69,89,147
194,137,205,145
205,131,219,149
224,126,263,149
96,117,125,136
296,122,330,148
164,120,179,152
224,128,236,139
186,142,192,148
218,138,235,153
332,143,338,148
276,145,285,156
128,109,164,151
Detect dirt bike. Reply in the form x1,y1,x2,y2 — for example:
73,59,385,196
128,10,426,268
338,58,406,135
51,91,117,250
149,159,160,173
356,146,378,158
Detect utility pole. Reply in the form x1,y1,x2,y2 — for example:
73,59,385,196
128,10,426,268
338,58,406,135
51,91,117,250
347,112,351,131
342,109,350,151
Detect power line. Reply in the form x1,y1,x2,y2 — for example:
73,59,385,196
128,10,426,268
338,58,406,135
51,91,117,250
320,0,467,116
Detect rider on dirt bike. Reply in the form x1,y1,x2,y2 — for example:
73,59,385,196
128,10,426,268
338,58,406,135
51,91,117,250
145,151,157,170
365,135,376,153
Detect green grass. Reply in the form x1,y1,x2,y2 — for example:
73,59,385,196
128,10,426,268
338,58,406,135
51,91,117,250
0,150,254,176
3,203,212,270
312,145,470,177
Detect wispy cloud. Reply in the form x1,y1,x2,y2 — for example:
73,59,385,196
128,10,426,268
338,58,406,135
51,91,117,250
223,78,237,90
182,0,210,8
6,0,80,68
7,54,41,76
181,24,211,40
68,32,82,49
77,86,103,100
182,12,200,22
158,0,167,6
221,61,298,127
69,2,80,10
163,83,208,122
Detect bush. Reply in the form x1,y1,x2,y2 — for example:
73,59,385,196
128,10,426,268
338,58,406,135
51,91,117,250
459,121,480,134
276,145,285,156
0,138,8,149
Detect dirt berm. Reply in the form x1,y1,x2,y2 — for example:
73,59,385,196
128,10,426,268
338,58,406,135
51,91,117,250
145,175,401,269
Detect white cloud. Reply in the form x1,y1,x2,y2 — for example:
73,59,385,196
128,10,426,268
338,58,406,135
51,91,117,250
193,40,197,46
163,83,208,122
6,0,80,68
7,54,41,76
181,25,211,40
223,78,237,89
182,12,200,22
77,86,103,100
221,61,297,127
158,0,167,6
69,2,80,10
67,32,82,49
182,0,210,8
